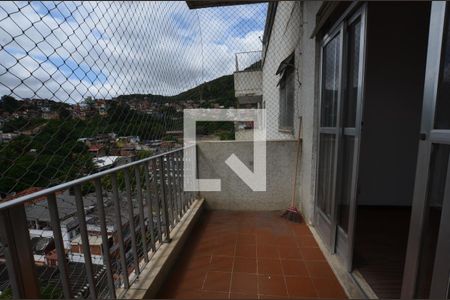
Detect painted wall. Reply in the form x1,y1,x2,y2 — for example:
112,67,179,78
260,1,322,223
262,1,301,141
234,70,262,97
197,140,297,210
297,1,322,223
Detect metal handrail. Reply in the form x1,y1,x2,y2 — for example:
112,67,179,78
0,145,198,299
0,145,194,210
235,50,262,72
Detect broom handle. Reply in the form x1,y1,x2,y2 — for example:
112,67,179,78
291,117,302,207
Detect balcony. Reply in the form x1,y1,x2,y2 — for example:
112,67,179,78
233,51,263,107
0,141,348,299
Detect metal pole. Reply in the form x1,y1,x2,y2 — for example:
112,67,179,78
111,174,130,289
152,159,163,244
123,168,140,276
144,162,156,252
158,156,171,243
74,185,97,299
94,179,116,299
0,204,40,299
47,193,73,299
134,165,149,262
167,153,176,226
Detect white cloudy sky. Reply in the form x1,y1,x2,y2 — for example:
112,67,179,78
0,1,267,103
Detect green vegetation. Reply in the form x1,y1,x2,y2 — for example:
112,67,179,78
115,74,236,108
197,121,235,140
0,74,236,195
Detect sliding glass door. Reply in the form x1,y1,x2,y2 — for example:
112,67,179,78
402,3,450,298
315,6,366,269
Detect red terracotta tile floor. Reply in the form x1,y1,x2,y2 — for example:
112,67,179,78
156,210,347,299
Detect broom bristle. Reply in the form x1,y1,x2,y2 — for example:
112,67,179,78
281,206,303,223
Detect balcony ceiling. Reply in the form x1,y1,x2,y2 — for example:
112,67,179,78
186,0,266,9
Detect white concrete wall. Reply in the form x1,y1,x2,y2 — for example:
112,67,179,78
234,70,262,97
262,2,301,141
197,140,298,210
261,1,322,223
297,1,322,224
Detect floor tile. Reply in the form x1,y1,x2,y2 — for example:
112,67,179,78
210,256,234,272
312,277,347,299
156,211,346,300
285,276,318,298
293,225,313,237
238,233,256,245
276,236,298,247
301,247,326,261
230,292,258,299
305,261,335,278
183,255,211,271
258,274,288,297
203,271,232,292
230,272,258,294
258,258,283,275
281,259,309,276
214,244,236,257
164,269,207,292
257,245,278,259
234,257,257,274
297,235,319,248
199,290,230,299
278,246,303,260
236,244,257,258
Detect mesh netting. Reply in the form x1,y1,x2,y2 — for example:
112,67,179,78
0,1,273,298
0,1,267,196
0,1,308,298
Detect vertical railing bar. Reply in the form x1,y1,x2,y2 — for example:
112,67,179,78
124,168,140,276
158,156,171,242
94,179,116,299
179,150,187,213
167,153,176,227
173,151,181,222
188,147,193,205
193,146,198,202
111,173,130,289
152,159,163,244
176,151,184,215
47,193,73,299
0,204,40,299
74,185,97,299
134,164,149,263
144,162,156,252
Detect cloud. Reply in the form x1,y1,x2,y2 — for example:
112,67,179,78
0,1,267,103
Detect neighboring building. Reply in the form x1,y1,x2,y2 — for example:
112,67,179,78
92,156,130,171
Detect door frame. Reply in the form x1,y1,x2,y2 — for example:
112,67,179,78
401,2,450,298
314,3,367,271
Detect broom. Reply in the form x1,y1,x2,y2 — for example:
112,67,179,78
281,117,303,223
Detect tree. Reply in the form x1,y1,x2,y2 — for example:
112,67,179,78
0,95,19,113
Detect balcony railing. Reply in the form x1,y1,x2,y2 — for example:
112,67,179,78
0,146,197,299
235,50,262,72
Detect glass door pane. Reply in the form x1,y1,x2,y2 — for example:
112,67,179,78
320,35,341,128
317,33,341,220
338,17,362,234
435,14,450,129
403,3,450,298
415,145,449,298
318,133,337,217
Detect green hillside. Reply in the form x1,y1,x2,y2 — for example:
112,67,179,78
116,74,236,107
